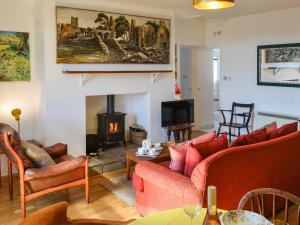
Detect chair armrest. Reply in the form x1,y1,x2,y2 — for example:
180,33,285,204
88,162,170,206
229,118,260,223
218,109,232,112
25,156,86,179
135,161,195,196
43,143,67,159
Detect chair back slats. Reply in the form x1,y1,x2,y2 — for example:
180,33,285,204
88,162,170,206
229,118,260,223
297,205,300,225
238,188,300,225
285,198,289,223
251,196,255,211
230,102,254,126
273,194,276,220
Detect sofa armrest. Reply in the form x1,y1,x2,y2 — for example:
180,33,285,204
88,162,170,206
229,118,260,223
43,143,67,159
25,156,86,179
135,161,196,196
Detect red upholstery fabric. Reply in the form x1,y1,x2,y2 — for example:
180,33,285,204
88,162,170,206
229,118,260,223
264,122,277,136
270,122,298,139
193,133,228,158
134,131,300,216
184,143,203,177
231,129,268,147
169,131,216,173
132,173,144,192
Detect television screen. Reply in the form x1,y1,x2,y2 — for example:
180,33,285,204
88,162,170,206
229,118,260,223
161,99,194,127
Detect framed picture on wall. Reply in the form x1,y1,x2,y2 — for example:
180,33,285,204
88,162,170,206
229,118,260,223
56,6,170,64
0,31,30,81
257,43,300,88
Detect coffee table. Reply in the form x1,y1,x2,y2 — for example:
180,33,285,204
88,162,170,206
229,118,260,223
126,146,170,180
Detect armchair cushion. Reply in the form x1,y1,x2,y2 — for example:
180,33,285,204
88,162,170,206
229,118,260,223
14,145,35,169
25,156,86,179
43,143,67,159
24,156,86,193
22,141,56,168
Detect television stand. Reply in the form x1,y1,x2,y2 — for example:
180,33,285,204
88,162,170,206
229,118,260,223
165,124,194,143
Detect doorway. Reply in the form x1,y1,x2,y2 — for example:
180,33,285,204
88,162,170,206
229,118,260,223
178,46,221,131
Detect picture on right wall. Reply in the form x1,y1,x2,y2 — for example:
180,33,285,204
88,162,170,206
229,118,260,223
257,43,300,88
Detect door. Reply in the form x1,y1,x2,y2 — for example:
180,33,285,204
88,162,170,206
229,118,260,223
180,47,193,100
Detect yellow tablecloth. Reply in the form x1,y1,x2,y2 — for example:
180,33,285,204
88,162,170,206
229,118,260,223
130,208,210,225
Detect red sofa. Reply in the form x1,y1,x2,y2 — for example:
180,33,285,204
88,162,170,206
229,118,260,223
133,131,300,216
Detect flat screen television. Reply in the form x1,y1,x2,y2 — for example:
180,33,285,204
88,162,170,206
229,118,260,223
161,99,194,127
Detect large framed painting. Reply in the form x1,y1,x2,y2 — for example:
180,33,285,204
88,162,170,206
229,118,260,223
56,7,171,64
0,31,30,81
257,43,300,88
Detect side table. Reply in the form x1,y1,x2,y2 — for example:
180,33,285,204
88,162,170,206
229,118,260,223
126,146,170,180
164,124,194,142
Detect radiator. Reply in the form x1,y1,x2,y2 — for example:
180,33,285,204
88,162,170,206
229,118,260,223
254,111,300,130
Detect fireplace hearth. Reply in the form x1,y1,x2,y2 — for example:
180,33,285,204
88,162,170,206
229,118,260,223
98,95,126,150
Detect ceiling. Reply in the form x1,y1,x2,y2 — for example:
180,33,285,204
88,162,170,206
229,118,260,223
116,0,300,19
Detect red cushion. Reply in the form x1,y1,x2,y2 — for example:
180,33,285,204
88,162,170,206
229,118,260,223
132,172,144,192
169,131,216,173
193,133,229,158
184,143,203,177
231,129,269,147
264,122,277,136
270,122,298,139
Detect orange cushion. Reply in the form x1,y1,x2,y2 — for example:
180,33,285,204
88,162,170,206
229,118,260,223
193,133,229,158
184,143,203,177
169,131,216,173
231,129,269,147
270,122,298,139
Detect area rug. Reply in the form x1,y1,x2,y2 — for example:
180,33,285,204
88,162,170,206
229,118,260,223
98,174,136,207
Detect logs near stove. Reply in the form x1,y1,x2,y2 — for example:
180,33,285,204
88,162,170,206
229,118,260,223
98,95,126,150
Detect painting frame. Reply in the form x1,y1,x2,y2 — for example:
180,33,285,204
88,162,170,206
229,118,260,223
0,30,30,81
257,43,300,88
56,6,171,64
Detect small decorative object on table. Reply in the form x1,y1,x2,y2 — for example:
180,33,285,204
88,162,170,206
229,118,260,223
137,140,163,157
219,211,272,225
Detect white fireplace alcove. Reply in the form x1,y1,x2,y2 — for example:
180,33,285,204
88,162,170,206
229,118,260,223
86,93,150,143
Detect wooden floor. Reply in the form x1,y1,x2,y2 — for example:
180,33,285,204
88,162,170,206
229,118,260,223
0,171,140,225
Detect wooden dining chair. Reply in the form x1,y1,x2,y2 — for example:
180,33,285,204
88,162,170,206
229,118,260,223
238,188,300,225
217,102,254,142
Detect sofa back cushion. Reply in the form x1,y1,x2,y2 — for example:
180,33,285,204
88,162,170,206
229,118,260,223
193,133,229,158
22,141,56,168
184,143,203,177
169,131,216,173
231,129,269,147
191,131,300,211
270,122,298,139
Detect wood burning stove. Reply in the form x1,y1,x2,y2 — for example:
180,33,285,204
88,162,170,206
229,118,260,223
97,95,126,150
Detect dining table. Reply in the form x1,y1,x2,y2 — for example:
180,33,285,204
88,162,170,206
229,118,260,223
129,208,225,225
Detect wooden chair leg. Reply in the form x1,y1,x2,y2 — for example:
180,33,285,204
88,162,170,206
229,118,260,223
0,155,2,188
85,160,90,204
246,127,250,134
217,125,222,137
8,160,13,200
228,127,232,142
20,176,26,219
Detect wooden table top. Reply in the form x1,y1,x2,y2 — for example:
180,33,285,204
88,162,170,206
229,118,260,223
126,146,170,163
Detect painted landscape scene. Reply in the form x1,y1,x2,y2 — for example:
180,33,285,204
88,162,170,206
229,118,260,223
0,31,30,81
56,7,170,64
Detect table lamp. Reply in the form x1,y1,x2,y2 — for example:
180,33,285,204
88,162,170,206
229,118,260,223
11,108,22,134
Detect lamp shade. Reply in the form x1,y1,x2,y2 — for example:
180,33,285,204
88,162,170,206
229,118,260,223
11,108,22,121
193,0,235,10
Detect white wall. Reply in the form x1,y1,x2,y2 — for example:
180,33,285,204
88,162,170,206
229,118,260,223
175,17,206,47
41,0,175,156
0,0,42,175
206,7,300,118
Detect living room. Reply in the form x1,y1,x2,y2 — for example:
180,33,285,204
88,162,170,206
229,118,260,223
0,0,300,225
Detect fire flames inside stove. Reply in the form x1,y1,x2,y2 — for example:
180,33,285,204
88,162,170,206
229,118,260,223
109,122,120,134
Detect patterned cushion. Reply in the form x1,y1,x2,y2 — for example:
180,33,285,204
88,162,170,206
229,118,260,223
22,141,56,168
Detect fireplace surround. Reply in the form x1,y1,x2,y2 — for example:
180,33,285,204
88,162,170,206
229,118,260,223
98,95,127,150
